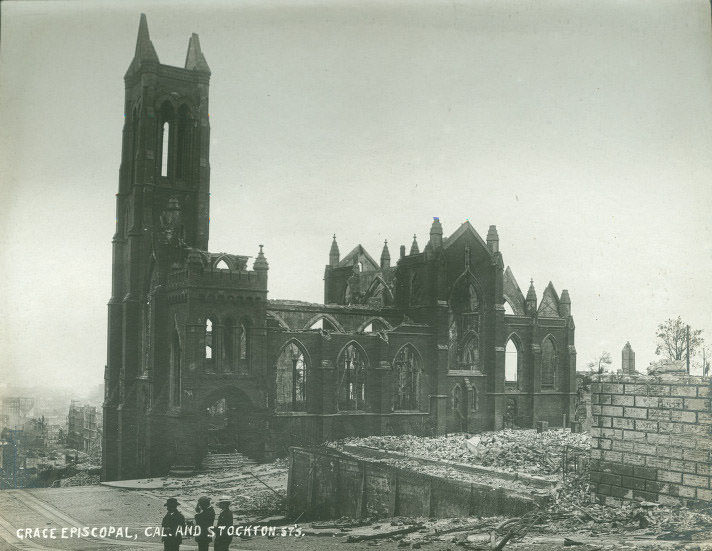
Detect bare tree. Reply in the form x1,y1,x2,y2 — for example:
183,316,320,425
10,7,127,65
587,351,612,374
655,317,703,362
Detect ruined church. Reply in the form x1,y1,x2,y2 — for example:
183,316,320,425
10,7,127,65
103,15,577,481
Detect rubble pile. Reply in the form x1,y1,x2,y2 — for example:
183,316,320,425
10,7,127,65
151,457,289,519
332,430,712,544
341,429,590,476
58,470,100,487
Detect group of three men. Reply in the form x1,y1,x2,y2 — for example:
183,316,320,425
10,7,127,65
162,495,234,551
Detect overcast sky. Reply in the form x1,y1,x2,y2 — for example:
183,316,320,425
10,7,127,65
2,0,712,393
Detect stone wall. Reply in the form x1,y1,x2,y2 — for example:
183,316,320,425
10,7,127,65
287,446,543,520
590,374,712,505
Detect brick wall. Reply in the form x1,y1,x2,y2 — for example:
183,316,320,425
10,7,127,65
590,374,712,505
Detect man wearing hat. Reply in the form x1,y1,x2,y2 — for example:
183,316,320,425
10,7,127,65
195,496,215,551
162,497,186,551
214,495,234,551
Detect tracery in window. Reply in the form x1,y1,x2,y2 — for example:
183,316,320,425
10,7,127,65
337,344,367,411
393,345,422,411
275,342,308,411
541,336,557,389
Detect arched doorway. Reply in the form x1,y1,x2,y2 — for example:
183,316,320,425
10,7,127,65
201,387,266,459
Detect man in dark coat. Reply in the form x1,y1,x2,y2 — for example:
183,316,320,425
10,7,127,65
162,497,186,551
195,495,216,551
214,495,234,551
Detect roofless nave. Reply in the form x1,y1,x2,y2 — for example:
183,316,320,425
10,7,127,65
103,15,576,480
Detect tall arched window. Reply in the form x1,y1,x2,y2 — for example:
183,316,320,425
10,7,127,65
505,337,520,383
223,318,235,371
309,316,338,332
344,283,352,304
462,283,480,333
239,321,250,371
205,318,214,369
448,317,458,370
159,102,174,178
541,337,557,389
170,330,181,406
461,335,480,370
452,384,466,431
161,122,169,177
337,344,368,411
275,342,308,412
176,104,191,179
393,345,422,411
410,271,424,306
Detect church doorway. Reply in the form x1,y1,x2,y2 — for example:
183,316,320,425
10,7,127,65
202,388,266,459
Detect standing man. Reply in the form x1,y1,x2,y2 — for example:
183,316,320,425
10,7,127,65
162,497,186,551
214,495,234,551
195,496,216,551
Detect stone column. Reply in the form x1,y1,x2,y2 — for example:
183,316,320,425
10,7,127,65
429,395,448,436
531,343,542,423
320,359,336,441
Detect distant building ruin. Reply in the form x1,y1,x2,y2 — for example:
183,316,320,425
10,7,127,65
621,342,635,374
67,402,100,455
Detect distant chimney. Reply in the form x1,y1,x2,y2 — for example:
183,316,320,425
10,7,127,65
559,289,571,317
486,225,499,253
622,342,636,374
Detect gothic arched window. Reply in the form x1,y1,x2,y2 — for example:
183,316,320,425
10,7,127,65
452,384,466,430
205,318,214,366
448,318,458,370
176,104,191,180
461,335,480,370
393,345,422,411
159,102,174,178
462,283,480,333
275,342,308,412
239,320,250,370
541,336,557,389
410,271,424,306
337,344,368,411
505,337,521,383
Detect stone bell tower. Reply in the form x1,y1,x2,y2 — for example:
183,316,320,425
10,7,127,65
104,13,211,481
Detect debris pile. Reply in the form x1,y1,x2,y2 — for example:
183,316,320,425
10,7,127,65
148,456,289,519
58,470,100,487
340,429,590,477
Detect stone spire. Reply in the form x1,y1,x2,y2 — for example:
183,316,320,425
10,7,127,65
380,240,390,269
526,279,537,313
486,225,499,253
410,235,420,255
253,245,269,271
126,14,159,75
329,235,340,267
559,289,571,317
429,217,443,249
184,33,211,73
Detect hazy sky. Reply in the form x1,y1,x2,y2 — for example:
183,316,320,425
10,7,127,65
2,0,712,393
